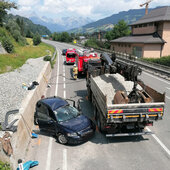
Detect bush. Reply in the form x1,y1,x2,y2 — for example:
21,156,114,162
43,55,51,61
12,29,21,42
0,161,11,170
2,36,14,53
33,33,41,46
142,56,170,67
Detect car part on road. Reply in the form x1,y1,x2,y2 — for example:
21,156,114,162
1,109,19,132
0,132,13,156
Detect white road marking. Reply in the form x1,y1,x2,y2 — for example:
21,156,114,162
46,49,60,170
63,149,67,170
64,90,66,98
55,49,60,96
166,96,170,100
146,127,170,156
64,83,66,89
45,137,53,170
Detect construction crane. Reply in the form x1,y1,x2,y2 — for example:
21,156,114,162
140,0,153,15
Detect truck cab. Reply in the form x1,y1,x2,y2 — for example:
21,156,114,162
65,48,77,64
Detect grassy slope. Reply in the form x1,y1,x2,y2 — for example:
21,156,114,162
0,35,55,74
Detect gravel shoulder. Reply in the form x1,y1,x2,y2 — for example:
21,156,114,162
0,57,47,123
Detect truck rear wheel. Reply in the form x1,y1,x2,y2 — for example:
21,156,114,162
94,105,97,120
87,86,92,101
97,115,105,133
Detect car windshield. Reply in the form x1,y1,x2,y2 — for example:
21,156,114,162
54,105,79,122
67,53,76,58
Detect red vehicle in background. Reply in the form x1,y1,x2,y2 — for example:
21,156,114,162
74,50,100,78
65,48,77,64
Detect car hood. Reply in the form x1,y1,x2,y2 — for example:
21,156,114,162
59,115,91,132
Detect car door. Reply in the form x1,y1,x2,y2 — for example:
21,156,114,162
35,102,56,133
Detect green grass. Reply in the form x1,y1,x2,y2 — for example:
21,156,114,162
142,56,170,67
0,161,11,170
0,39,55,74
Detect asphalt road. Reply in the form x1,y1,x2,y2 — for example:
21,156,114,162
26,40,170,170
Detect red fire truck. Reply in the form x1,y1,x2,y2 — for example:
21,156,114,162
65,48,77,64
73,50,100,79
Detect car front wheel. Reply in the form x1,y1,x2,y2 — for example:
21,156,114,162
57,133,68,144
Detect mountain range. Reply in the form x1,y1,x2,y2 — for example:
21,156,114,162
28,8,155,34
29,15,94,33
69,8,153,33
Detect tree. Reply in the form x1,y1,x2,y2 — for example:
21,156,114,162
16,18,24,36
0,0,17,26
105,20,131,41
33,33,41,45
26,29,33,38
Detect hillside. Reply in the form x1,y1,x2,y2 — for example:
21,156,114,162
4,14,51,35
69,8,152,33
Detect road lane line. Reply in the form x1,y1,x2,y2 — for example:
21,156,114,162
46,48,60,170
64,90,66,98
63,149,67,170
146,127,170,156
45,137,53,170
55,49,60,96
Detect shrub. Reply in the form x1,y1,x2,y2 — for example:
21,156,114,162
142,56,170,67
2,36,14,53
43,55,51,61
33,33,41,46
0,161,11,170
12,29,21,42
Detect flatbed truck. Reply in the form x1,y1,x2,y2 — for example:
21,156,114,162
86,53,165,136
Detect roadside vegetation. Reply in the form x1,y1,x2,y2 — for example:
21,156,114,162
0,38,55,74
0,160,11,170
0,1,54,74
84,20,130,50
84,38,110,49
142,56,170,67
51,32,72,42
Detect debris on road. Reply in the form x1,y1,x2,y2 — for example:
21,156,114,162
2,109,19,132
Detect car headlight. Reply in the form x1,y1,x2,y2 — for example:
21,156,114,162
67,132,78,137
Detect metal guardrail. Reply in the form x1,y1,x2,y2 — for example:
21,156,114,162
75,43,170,80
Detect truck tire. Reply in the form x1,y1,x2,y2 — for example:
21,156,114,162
94,105,97,120
97,113,105,133
87,86,92,101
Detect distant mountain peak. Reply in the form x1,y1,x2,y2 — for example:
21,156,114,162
29,16,94,32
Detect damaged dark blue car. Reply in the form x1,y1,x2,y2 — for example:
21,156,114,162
34,96,95,144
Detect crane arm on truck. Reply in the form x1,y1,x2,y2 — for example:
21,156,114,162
88,52,147,104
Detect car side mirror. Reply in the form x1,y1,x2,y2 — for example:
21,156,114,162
77,99,82,111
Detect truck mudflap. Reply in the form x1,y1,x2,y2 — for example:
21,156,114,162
106,131,153,137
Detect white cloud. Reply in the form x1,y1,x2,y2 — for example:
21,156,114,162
12,0,170,20
18,0,40,6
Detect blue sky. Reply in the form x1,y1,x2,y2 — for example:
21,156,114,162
10,0,170,20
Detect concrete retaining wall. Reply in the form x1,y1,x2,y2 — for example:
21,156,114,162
9,61,51,169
